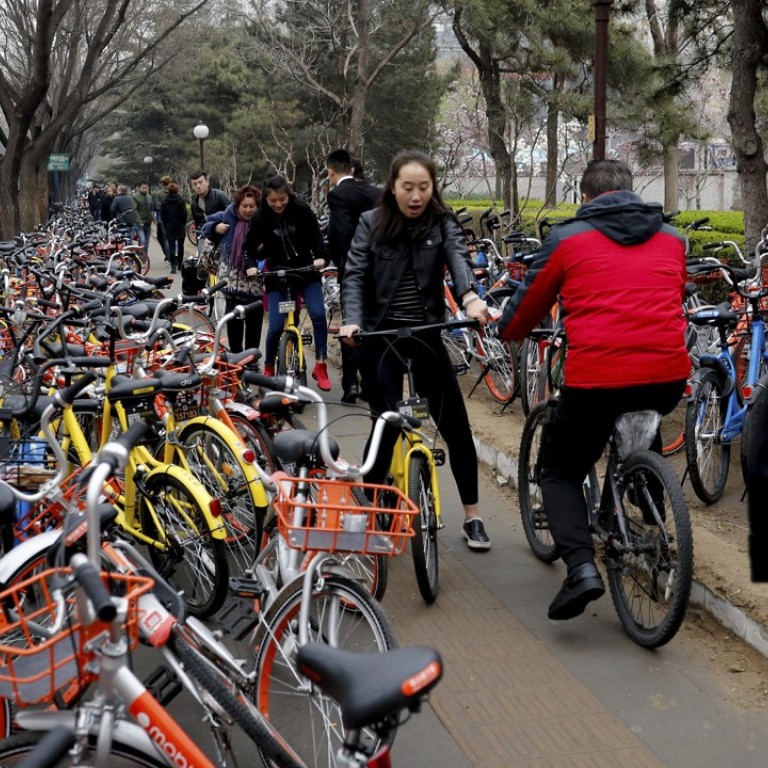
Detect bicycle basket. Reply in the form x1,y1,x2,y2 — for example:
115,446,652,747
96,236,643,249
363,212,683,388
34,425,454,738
0,568,153,706
273,473,417,556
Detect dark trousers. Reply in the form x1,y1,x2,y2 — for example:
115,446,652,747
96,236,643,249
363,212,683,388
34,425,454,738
226,298,263,354
540,380,686,569
359,331,478,506
748,388,768,581
166,238,184,269
340,342,362,393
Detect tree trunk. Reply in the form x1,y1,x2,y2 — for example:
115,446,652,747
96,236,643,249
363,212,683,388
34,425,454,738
544,100,559,208
662,140,679,213
727,0,768,247
348,0,371,157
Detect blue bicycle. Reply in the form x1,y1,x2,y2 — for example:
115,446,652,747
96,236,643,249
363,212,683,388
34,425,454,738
684,259,768,503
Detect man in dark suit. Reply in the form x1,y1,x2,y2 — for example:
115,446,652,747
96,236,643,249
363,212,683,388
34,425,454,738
326,149,380,403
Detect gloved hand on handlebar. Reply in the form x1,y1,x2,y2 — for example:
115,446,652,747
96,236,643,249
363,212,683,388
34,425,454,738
339,324,361,345
461,291,488,325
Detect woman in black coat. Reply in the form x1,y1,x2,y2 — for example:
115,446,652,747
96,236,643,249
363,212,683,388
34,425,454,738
160,182,189,273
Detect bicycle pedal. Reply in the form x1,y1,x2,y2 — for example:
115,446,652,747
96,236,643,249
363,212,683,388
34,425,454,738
453,363,470,375
432,448,446,467
301,333,313,346
143,664,183,707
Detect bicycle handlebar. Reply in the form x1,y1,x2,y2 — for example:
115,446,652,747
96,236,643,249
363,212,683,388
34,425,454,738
244,372,419,478
344,318,479,341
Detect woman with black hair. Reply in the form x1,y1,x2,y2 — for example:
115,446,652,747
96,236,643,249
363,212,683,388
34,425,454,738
245,176,331,390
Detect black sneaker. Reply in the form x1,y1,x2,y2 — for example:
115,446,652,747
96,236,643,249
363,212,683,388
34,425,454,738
463,518,491,550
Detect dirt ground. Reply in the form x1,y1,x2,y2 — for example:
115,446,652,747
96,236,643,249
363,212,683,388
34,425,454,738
460,378,768,711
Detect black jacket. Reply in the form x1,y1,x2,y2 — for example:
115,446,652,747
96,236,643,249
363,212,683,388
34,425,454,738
326,179,380,273
342,210,475,331
190,188,231,227
245,198,328,291
161,193,189,240
110,194,135,226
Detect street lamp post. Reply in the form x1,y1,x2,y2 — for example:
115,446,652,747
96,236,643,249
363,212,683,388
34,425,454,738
193,122,209,172
143,155,153,186
592,0,614,161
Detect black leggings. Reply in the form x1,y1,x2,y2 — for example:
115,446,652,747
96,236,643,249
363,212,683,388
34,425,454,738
539,380,686,569
359,331,478,506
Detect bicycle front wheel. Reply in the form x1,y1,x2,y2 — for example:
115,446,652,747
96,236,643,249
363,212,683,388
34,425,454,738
169,624,303,768
519,336,546,416
684,369,730,504
321,268,342,334
0,731,169,767
139,472,229,618
407,453,439,603
518,402,558,562
277,330,305,384
252,574,396,768
607,449,693,648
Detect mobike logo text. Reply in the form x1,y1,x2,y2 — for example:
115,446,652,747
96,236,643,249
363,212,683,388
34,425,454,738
134,709,197,768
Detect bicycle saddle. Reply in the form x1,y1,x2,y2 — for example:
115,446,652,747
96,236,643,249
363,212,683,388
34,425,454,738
297,643,443,730
272,429,339,469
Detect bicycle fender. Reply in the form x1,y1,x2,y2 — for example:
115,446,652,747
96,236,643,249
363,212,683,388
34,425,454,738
176,417,269,508
144,464,228,540
403,444,442,518
224,400,260,420
0,530,59,585
694,355,734,398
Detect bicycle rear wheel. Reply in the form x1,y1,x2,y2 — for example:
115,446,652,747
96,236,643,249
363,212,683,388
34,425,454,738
684,368,730,504
139,472,229,618
169,305,216,338
482,334,518,404
408,453,439,603
518,402,558,562
606,449,693,648
180,424,265,578
252,574,396,768
321,269,342,334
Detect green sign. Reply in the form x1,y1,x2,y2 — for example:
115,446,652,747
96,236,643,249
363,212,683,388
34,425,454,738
47,154,70,172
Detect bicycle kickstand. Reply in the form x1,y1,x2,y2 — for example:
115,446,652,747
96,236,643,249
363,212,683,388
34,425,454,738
466,364,489,399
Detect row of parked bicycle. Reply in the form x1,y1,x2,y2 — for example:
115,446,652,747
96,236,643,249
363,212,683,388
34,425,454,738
0,210,450,767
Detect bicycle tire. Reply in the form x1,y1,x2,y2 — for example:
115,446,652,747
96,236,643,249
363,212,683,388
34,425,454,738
113,250,144,275
120,245,151,275
186,221,198,246
348,486,389,602
277,330,304,383
407,453,439,603
481,334,517,404
252,574,396,768
518,401,558,562
179,423,265,578
139,472,229,618
169,625,303,768
519,336,546,416
0,730,169,767
440,327,471,374
606,449,693,648
684,368,730,504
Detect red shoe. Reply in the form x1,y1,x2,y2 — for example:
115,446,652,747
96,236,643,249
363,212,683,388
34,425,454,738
312,361,332,391
263,363,275,377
